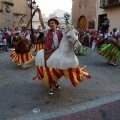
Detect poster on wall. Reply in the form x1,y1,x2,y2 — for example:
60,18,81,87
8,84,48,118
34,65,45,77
88,20,95,29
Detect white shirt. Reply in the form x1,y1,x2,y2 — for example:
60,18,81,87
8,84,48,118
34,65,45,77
41,25,61,48
20,31,30,40
104,32,111,38
3,39,7,45
52,32,59,48
115,29,119,36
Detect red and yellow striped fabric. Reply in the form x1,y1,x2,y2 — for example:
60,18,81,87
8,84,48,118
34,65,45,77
34,66,91,87
10,52,34,65
34,44,45,52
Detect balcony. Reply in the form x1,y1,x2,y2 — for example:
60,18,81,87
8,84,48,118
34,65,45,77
100,0,120,9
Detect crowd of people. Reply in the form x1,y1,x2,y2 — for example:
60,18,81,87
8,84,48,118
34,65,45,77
78,28,120,50
78,27,120,66
0,25,31,51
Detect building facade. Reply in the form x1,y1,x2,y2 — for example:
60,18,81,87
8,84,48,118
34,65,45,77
32,9,72,29
97,0,120,32
72,0,120,31
72,0,96,31
0,0,30,29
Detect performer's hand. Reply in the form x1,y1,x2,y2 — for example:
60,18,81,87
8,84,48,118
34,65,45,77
34,7,41,13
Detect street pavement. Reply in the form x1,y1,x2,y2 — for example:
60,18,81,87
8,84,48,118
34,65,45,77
0,47,120,120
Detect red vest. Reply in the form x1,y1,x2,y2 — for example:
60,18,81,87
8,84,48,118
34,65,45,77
44,30,63,50
20,31,29,37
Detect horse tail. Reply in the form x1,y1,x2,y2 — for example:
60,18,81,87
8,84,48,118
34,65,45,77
22,57,35,68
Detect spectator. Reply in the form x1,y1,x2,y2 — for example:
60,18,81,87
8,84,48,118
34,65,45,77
92,31,98,50
2,35,8,52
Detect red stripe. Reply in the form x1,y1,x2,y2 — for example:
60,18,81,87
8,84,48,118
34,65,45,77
40,66,43,75
83,73,91,79
36,66,43,79
76,67,80,81
68,68,76,87
21,54,24,62
32,74,38,80
10,53,13,57
52,68,61,79
13,55,17,63
10,52,15,57
59,69,64,76
46,67,52,79
18,54,20,64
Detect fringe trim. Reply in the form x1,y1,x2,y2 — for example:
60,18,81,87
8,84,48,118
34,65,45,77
34,44,45,52
33,65,91,87
10,52,34,65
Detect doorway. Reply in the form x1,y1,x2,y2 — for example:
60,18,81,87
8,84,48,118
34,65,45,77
98,14,107,30
77,16,87,31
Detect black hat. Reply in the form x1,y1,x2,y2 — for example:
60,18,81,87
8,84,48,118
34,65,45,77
48,18,59,26
113,28,117,32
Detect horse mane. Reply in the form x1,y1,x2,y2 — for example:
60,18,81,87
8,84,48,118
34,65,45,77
65,24,74,33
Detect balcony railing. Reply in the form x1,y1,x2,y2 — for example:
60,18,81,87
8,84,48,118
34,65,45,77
100,0,120,9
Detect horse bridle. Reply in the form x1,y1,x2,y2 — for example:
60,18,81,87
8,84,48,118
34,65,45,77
14,35,25,45
67,39,79,46
65,30,79,46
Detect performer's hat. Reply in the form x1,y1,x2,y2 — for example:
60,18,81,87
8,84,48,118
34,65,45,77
48,17,59,26
113,28,117,32
22,23,27,28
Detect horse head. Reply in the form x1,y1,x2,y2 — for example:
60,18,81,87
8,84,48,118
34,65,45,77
65,24,82,51
33,32,45,44
12,34,31,54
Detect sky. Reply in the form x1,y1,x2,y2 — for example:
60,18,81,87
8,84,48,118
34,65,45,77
35,0,72,17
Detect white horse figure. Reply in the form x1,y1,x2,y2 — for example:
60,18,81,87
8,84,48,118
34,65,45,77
23,24,82,69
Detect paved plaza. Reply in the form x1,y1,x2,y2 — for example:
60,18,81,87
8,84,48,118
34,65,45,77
0,48,120,120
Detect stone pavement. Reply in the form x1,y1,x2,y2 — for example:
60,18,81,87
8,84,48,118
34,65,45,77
49,97,120,120
0,47,120,120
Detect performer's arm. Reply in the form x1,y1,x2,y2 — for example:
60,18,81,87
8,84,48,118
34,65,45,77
34,7,45,30
18,15,24,28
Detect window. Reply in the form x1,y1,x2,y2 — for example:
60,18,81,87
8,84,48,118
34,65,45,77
6,13,11,21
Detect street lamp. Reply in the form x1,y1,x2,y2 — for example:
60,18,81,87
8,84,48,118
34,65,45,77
27,0,36,9
26,0,36,43
64,13,70,26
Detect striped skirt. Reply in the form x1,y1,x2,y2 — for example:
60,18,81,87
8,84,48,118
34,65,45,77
34,43,45,52
33,65,91,87
10,52,34,65
96,44,120,62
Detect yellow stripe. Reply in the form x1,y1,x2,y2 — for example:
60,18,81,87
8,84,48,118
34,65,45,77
50,69,59,83
23,53,26,62
43,67,50,86
37,66,43,80
63,69,69,78
72,68,79,85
